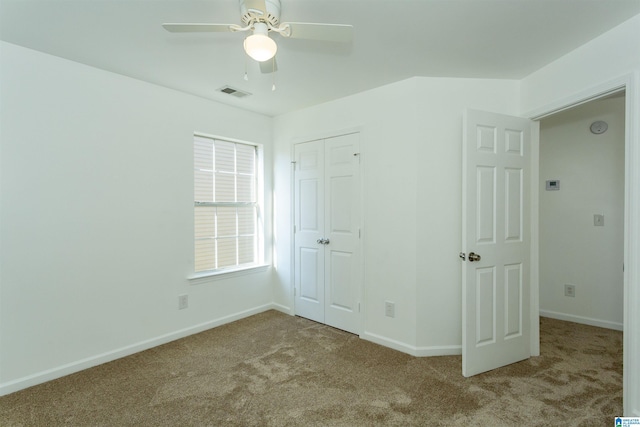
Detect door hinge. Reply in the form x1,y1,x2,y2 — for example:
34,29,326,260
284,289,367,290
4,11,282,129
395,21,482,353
294,287,297,296
293,225,297,233
358,302,361,312
358,228,361,238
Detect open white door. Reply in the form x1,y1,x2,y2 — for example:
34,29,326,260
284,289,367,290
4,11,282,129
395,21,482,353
462,109,535,377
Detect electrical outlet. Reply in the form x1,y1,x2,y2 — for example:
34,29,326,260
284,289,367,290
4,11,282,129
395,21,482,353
385,301,395,318
178,294,188,310
564,284,575,298
594,214,605,226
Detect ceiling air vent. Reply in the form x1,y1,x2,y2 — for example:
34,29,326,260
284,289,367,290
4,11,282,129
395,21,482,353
218,86,251,98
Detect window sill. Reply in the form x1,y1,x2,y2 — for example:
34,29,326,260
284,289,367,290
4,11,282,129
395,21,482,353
188,264,271,284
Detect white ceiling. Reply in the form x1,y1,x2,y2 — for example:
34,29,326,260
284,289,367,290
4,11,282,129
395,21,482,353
2,0,639,117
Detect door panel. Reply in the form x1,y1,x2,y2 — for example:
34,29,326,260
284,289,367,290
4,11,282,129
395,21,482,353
475,266,496,346
477,125,497,152
505,168,523,242
505,129,524,155
330,176,352,233
463,109,533,377
300,247,321,302
299,180,319,231
504,263,523,338
476,166,496,244
328,251,352,310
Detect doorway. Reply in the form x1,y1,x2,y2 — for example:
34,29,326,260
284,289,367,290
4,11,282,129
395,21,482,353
527,80,635,414
538,93,625,331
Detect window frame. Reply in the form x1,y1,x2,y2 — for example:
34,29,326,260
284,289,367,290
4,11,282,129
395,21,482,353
190,132,266,280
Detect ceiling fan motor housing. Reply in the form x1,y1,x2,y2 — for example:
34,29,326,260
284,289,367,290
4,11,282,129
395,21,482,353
240,0,281,27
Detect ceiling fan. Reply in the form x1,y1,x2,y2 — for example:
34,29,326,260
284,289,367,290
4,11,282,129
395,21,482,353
162,0,354,74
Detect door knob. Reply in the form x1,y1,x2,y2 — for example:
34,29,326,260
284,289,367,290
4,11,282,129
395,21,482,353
468,252,481,262
323,239,330,245
317,239,325,244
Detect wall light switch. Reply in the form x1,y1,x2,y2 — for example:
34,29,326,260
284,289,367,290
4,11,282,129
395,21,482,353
594,214,604,226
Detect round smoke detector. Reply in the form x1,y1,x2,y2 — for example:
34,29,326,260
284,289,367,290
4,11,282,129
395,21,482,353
590,120,608,134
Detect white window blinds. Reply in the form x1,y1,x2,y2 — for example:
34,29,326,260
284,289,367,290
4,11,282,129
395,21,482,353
194,135,259,272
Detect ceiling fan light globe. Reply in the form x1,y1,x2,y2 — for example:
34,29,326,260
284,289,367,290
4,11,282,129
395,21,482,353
244,34,277,62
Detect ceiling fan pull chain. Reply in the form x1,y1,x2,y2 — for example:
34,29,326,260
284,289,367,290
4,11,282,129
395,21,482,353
272,58,276,91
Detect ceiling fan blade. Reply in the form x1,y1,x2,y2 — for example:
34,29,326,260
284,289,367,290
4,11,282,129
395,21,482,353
162,23,235,33
283,22,353,42
259,57,278,74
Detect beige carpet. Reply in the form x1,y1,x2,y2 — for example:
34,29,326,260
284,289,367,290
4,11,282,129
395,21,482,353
0,311,622,426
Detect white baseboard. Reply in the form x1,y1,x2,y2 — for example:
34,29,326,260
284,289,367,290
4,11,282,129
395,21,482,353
0,303,277,397
415,345,462,357
271,303,292,315
361,332,461,357
540,309,623,331
361,332,417,355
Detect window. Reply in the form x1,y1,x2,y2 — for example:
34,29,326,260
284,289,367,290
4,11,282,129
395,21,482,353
193,134,262,273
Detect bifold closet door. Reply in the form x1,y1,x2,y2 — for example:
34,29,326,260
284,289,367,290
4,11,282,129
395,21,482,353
294,133,361,334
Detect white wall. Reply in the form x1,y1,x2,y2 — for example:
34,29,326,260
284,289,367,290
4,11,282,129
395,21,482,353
273,76,519,354
539,96,625,329
273,78,420,350
520,15,640,116
414,78,520,351
0,42,274,395
519,14,640,416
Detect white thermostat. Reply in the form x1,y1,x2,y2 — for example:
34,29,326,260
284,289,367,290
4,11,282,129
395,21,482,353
546,180,560,191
